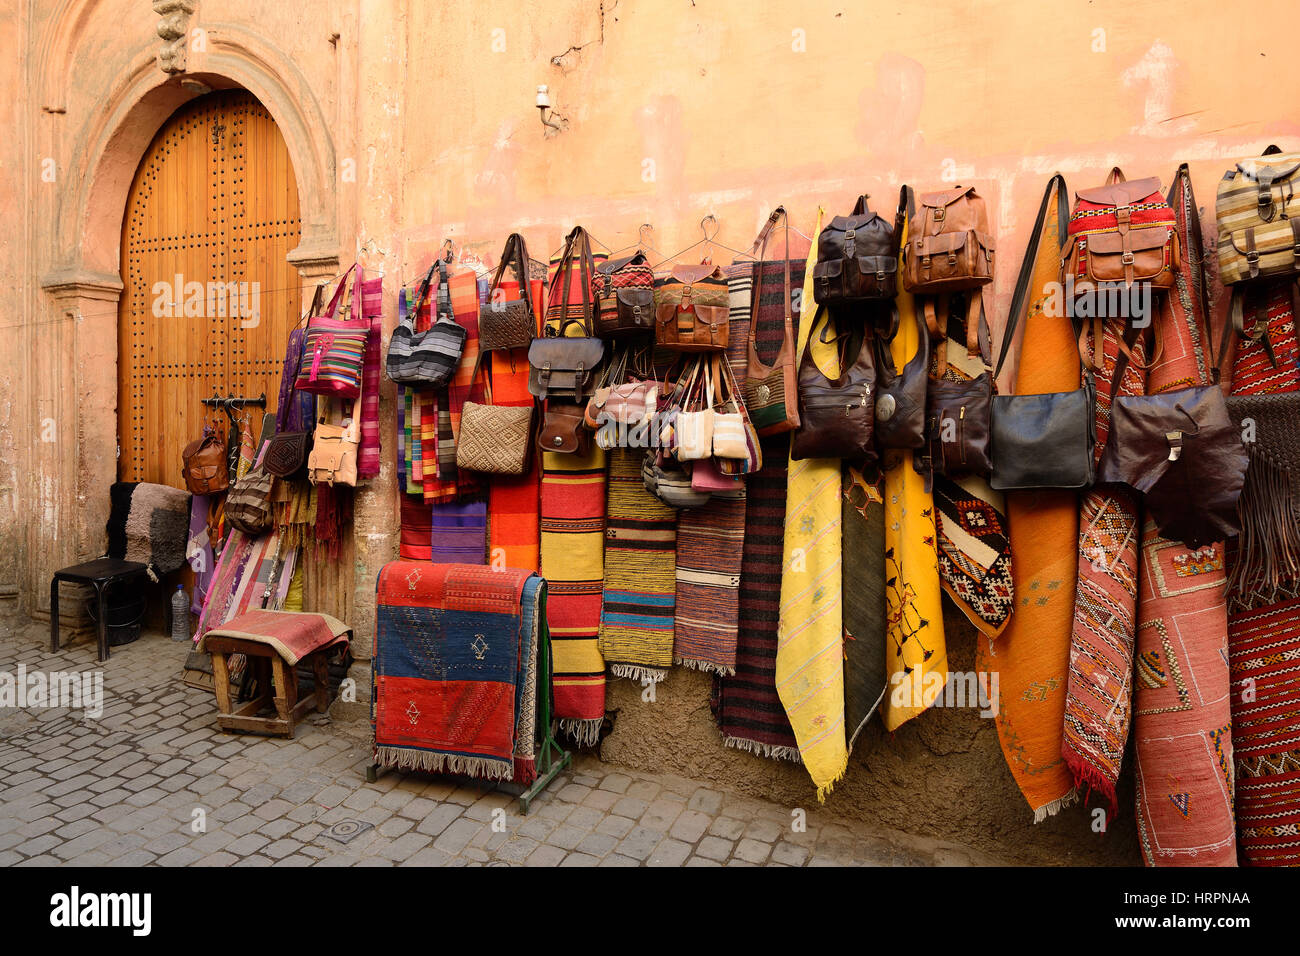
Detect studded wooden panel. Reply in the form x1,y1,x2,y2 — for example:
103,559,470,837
117,90,301,485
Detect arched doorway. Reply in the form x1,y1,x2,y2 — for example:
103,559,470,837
117,89,302,485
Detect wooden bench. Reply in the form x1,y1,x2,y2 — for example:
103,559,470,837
205,635,332,738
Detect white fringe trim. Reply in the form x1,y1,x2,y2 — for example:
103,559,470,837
722,735,803,763
374,745,513,781
558,717,604,748
1031,787,1080,824
675,657,736,677
609,663,666,683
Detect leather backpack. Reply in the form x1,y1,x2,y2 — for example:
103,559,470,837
813,190,906,304
1217,145,1300,286
594,252,656,338
1063,167,1178,295
654,264,731,352
529,226,606,402
182,433,229,495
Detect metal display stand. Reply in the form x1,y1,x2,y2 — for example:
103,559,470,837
365,584,570,815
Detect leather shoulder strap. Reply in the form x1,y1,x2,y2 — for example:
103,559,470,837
994,174,1070,381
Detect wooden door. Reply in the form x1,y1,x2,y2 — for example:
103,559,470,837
118,90,301,485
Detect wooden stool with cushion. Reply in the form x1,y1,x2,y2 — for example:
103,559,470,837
198,610,351,739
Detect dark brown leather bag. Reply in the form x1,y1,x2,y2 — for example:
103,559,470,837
791,308,877,463
595,252,656,338
182,433,229,495
529,227,606,400
264,431,312,480
481,233,537,352
1099,165,1247,549
538,400,592,456
873,304,928,449
813,190,906,304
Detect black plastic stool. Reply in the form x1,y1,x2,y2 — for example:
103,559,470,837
50,558,150,662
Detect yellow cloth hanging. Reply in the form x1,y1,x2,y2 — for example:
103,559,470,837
777,208,848,801
882,209,949,731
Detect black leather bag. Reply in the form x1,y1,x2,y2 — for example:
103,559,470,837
873,304,928,449
264,431,312,480
990,174,1098,492
813,190,906,304
791,308,877,463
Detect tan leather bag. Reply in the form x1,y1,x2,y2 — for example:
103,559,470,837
307,393,360,487
182,433,229,495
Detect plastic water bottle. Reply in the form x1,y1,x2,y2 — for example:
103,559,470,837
171,584,191,642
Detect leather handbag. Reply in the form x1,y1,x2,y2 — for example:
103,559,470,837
642,450,711,510
990,174,1097,492
538,400,591,456
743,207,802,435
530,227,606,400
307,392,361,487
873,304,928,449
457,355,535,476
813,189,906,304
655,264,730,352
1097,165,1248,549
182,432,230,495
386,259,466,386
791,308,877,463
296,266,369,397
595,252,656,338
921,374,993,481
481,233,538,352
1063,167,1178,295
264,431,312,480
225,461,275,536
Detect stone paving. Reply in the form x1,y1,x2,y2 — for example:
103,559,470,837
0,605,989,867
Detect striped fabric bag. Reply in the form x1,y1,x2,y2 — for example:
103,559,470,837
357,268,384,480
296,266,368,398
386,259,466,387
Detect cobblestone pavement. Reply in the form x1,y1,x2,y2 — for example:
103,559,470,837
0,606,990,867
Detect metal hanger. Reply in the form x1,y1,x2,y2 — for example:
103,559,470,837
652,216,757,269
548,227,612,262
606,223,664,261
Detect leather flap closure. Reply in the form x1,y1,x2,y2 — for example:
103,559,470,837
827,213,886,233
1076,177,1162,206
599,252,649,275
856,255,897,273
1087,226,1171,254
919,186,973,208
669,264,724,284
813,259,843,279
189,464,220,480
912,231,968,254
527,337,605,370
616,287,653,308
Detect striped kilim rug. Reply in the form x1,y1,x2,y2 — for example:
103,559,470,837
597,448,677,682
542,446,608,746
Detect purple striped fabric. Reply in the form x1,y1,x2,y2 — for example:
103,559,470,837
430,499,488,564
358,271,384,479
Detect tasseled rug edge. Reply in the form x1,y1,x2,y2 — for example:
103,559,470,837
609,663,667,683
722,735,803,764
374,745,513,782
557,717,604,748
1031,787,1080,824
675,657,736,677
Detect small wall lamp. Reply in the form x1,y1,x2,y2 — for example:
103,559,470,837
537,85,565,133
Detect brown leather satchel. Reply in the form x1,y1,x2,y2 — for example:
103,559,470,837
791,308,877,463
594,252,656,338
743,207,802,436
538,400,591,456
655,264,730,352
529,227,606,400
902,186,995,294
182,433,229,495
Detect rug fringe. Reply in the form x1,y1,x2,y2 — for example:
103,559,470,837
1031,787,1080,824
1064,753,1119,820
557,717,604,748
609,663,666,683
721,735,803,763
675,657,736,677
374,745,513,781
814,757,849,804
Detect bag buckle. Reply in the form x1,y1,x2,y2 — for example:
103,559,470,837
933,207,945,222
1165,430,1184,462
1245,249,1260,264
876,270,886,283
947,251,957,265
1121,251,1135,265
1116,204,1132,225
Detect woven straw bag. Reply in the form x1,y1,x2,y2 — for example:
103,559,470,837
456,354,535,476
